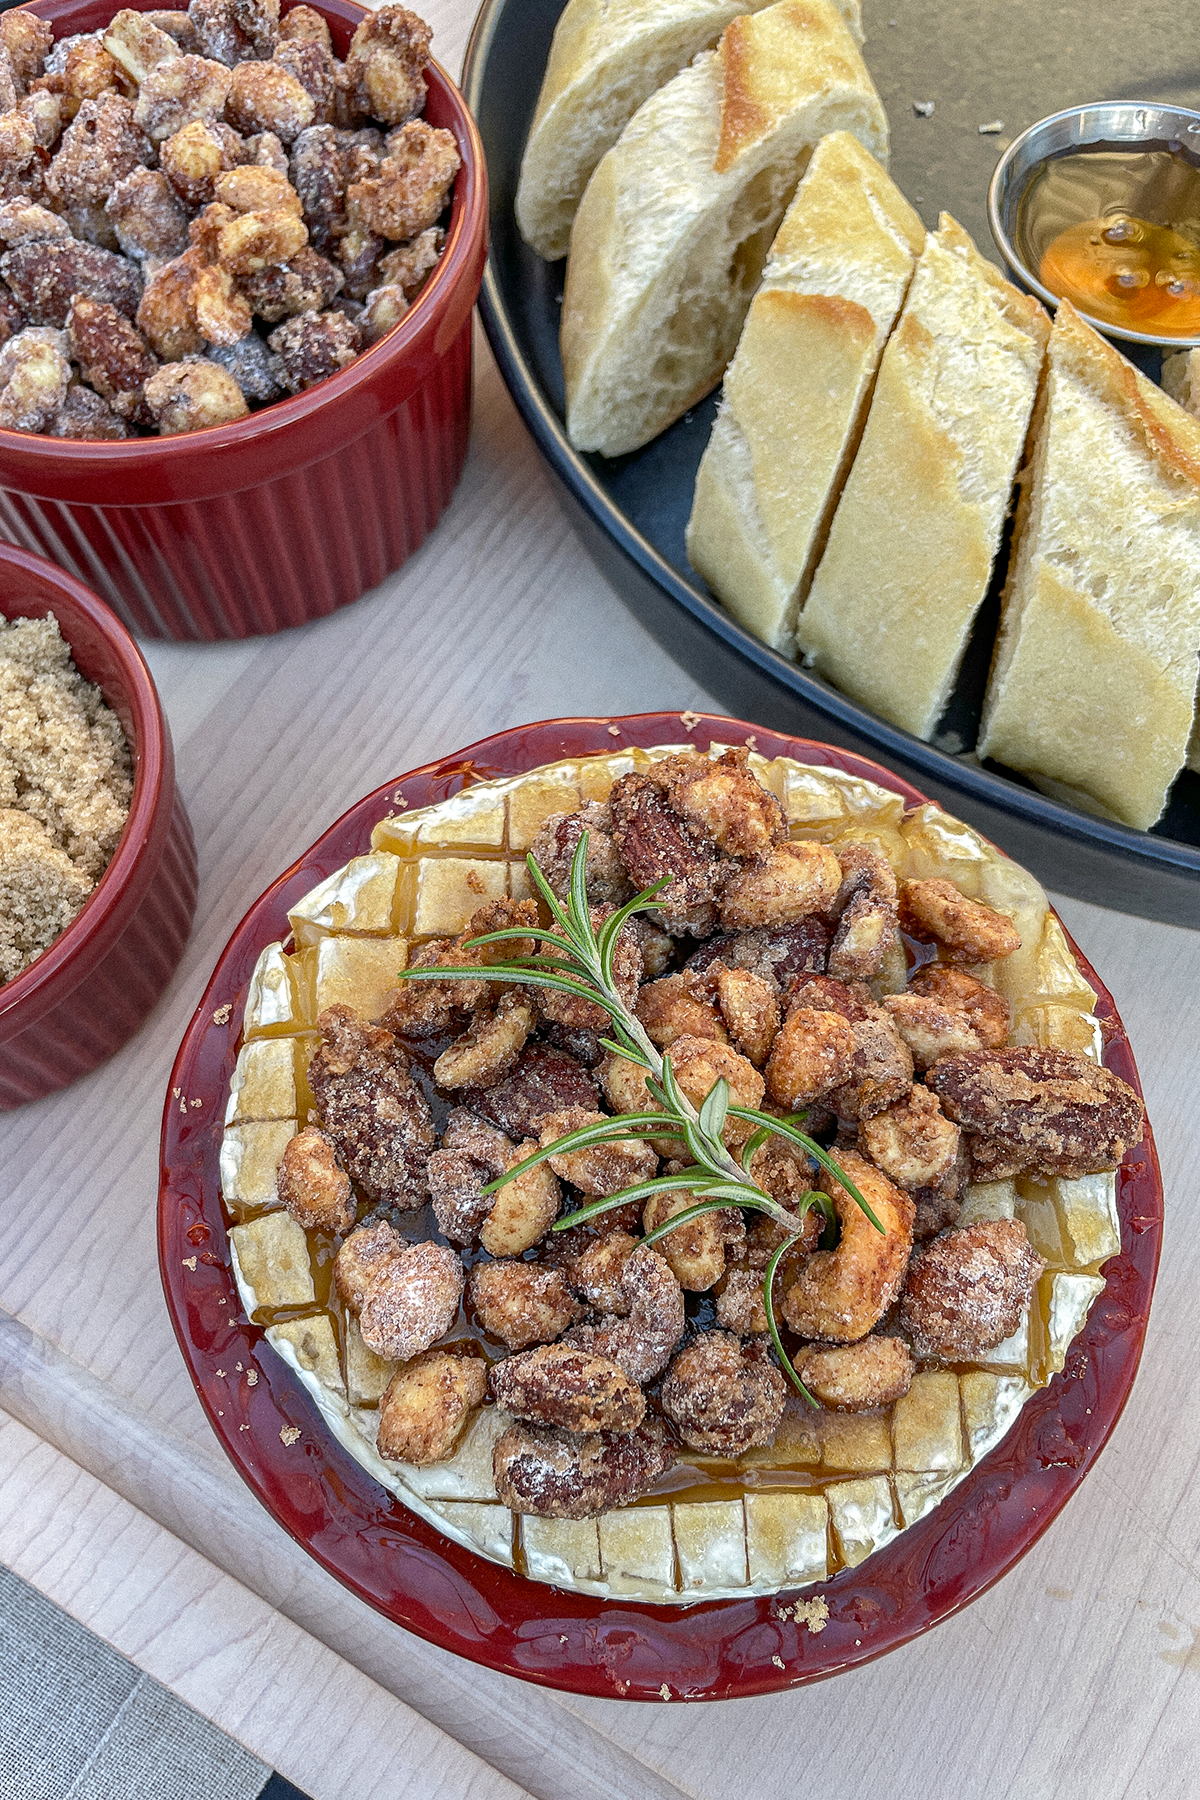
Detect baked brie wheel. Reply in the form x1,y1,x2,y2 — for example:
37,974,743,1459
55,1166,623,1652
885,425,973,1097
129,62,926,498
221,742,1139,1604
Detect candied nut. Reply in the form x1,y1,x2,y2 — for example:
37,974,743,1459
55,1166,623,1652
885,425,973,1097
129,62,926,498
145,12,200,51
827,842,899,983
189,0,281,66
427,1147,495,1246
538,1105,657,1197
48,381,127,437
687,917,830,991
278,6,332,51
469,1259,582,1351
0,13,53,90
377,1346,487,1466
720,840,842,932
66,295,157,417
334,221,383,299
466,1042,600,1137
479,1139,561,1257
360,280,406,344
267,304,358,389
47,94,151,210
564,1244,685,1384
662,1331,786,1455
225,58,314,143
342,3,430,125
643,1190,734,1293
358,1238,463,1362
665,1036,765,1148
0,201,69,246
143,356,247,432
765,1004,856,1108
926,1045,1145,1180
900,1219,1044,1360
788,975,914,1122
713,964,780,1067
191,261,253,344
490,1343,646,1436
899,878,1022,964
883,992,982,1071
49,37,134,122
136,248,204,357
907,964,1010,1049
3,238,141,329
714,1266,768,1336
276,1123,354,1232
17,89,64,151
636,972,727,1051
543,1228,637,1312
333,1218,405,1313
0,111,45,204
0,54,20,116
309,1004,436,1206
794,1334,915,1411
0,326,70,431
106,168,189,263
135,51,232,143
385,899,535,1039
782,1149,914,1343
434,990,535,1091
494,1417,675,1520
244,127,287,174
858,1084,960,1195
240,245,343,321
347,119,460,242
102,10,181,84
289,123,345,251
378,223,443,301
214,160,302,215
660,747,786,860
609,768,725,937
273,37,335,124
207,331,284,401
216,204,308,274
0,283,23,345
160,119,244,206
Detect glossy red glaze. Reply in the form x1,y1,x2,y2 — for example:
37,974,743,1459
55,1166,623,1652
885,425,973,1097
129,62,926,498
0,545,196,1107
0,0,488,640
159,714,1162,1699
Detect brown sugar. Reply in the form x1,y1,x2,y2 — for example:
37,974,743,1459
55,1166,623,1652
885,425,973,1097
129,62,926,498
0,613,132,981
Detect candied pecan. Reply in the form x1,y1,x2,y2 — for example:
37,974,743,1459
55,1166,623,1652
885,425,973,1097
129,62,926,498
384,900,536,1040
267,303,357,389
206,331,283,401
712,964,779,1067
489,1343,645,1436
608,769,725,935
333,1218,405,1313
788,975,913,1121
360,281,407,344
0,111,47,205
794,1334,915,1411
900,1219,1044,1360
765,1003,856,1109
102,10,181,84
662,1331,786,1455
882,992,982,1071
0,326,70,431
0,13,53,91
278,5,332,51
358,1239,464,1362
143,356,247,431
272,37,335,124
827,842,899,983
899,879,1022,965
189,0,280,66
160,119,244,206
106,168,189,264
564,1244,684,1384
857,1084,960,1197
3,239,141,329
342,4,430,126
276,1122,354,1232
926,1045,1144,1180
535,906,641,1036
225,57,314,143
907,964,1010,1049
782,1149,914,1343
464,1042,599,1139
136,249,204,357
308,1003,436,1206
538,1105,657,1197
48,381,127,437
636,972,727,1051
377,1346,486,1465
47,94,150,213
378,224,444,301
469,1259,582,1351
66,296,157,419
542,1228,637,1312
347,119,460,242
493,1416,674,1520
289,122,345,251
686,917,830,990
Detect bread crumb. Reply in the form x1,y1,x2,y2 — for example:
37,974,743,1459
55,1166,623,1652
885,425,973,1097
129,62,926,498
280,1425,301,1445
607,724,621,737
978,120,1004,134
246,1369,258,1385
182,1256,197,1270
0,614,132,982
680,710,701,731
771,1654,785,1668
913,101,934,117
658,1683,671,1700
213,1003,232,1025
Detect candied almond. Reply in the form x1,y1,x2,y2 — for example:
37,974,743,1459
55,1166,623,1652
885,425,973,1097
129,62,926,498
358,1238,463,1362
107,167,189,262
489,1343,646,1436
492,1417,674,1520
661,1331,786,1455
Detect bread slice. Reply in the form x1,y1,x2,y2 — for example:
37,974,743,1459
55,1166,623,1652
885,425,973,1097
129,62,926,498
1161,350,1200,773
516,0,864,263
794,216,1049,738
685,131,923,655
560,0,887,458
979,301,1200,829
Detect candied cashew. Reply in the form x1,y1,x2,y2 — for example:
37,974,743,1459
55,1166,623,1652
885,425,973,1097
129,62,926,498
642,1190,733,1292
667,1036,765,1147
276,1123,354,1232
361,280,407,344
278,6,332,51
0,110,44,204
538,1104,657,1197
899,878,1021,964
0,13,53,90
857,1084,960,1195
765,1004,856,1109
713,964,780,1067
190,262,252,344
18,89,64,151
720,840,842,931
160,119,245,206
469,1259,582,1351
661,1331,786,1455
882,992,982,1071
143,357,247,431
377,1347,486,1466
378,224,444,300
489,1343,646,1435
433,989,535,1090
794,1335,915,1411
216,203,308,274
358,1239,463,1362
781,1149,913,1343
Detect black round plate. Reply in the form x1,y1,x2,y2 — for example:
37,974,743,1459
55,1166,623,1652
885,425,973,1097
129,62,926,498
463,0,1200,927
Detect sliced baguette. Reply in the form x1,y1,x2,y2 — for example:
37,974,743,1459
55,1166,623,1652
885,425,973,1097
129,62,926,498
1162,348,1200,775
685,131,923,654
516,0,864,262
794,215,1049,738
979,301,1200,829
560,0,887,459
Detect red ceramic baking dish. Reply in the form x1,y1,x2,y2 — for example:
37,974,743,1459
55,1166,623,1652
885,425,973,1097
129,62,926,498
0,544,197,1107
0,0,488,641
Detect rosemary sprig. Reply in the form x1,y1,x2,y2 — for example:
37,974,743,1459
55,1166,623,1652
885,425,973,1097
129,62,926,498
394,834,883,1403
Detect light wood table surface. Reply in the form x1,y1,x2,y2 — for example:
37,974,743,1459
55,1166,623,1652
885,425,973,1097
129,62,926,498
3,4,1200,1795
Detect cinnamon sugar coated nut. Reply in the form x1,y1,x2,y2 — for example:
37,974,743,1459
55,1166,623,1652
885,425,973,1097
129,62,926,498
0,614,131,982
0,1,456,437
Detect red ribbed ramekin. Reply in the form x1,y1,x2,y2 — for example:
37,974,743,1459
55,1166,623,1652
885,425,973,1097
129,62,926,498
0,0,487,641
0,545,197,1107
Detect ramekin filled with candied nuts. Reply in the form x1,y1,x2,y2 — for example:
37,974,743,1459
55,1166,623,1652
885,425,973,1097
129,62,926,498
0,0,486,639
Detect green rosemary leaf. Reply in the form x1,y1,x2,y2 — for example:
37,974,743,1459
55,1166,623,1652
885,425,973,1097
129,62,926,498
764,1238,817,1407
568,833,594,956
524,852,572,933
727,1106,885,1233
598,1036,651,1069
596,875,672,989
796,1189,839,1250
697,1076,729,1143
457,926,579,950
